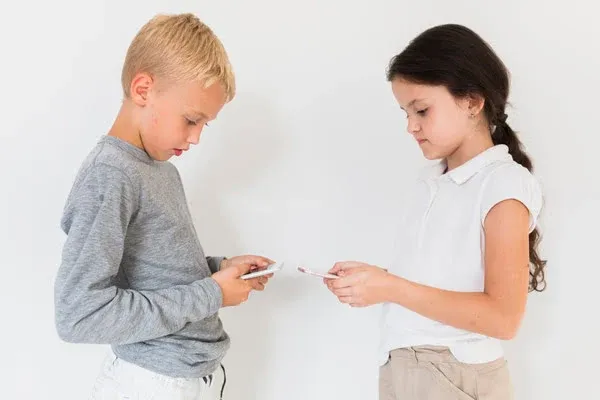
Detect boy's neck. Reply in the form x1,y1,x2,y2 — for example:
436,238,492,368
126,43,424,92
108,100,145,150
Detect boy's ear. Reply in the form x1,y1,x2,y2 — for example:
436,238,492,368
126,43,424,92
130,72,154,106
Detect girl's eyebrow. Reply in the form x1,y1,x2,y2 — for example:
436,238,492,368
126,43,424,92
400,98,426,111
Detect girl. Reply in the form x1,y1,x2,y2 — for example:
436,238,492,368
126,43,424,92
326,24,546,400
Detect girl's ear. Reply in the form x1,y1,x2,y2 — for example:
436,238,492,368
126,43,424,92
466,93,485,117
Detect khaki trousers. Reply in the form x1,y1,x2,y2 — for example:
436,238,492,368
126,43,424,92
379,346,513,400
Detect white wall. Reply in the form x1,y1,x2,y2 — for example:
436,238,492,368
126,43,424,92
1,1,598,399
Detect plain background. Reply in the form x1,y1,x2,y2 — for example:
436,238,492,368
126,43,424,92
1,0,598,399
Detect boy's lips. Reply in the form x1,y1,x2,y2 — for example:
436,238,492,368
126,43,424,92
173,148,189,156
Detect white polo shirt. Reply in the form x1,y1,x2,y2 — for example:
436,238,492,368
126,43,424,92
379,144,543,365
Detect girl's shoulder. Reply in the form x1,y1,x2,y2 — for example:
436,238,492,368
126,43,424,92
479,160,544,231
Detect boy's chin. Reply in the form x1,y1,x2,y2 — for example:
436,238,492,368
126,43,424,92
148,151,172,162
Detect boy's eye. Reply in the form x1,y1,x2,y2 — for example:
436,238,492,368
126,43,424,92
416,108,428,116
186,118,210,127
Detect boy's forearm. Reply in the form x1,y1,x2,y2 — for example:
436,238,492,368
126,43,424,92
55,273,223,344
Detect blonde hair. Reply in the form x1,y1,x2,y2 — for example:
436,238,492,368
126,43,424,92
121,13,235,101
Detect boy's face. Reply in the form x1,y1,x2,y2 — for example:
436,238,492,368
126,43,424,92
132,74,228,161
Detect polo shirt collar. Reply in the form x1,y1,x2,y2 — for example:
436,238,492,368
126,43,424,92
434,145,512,184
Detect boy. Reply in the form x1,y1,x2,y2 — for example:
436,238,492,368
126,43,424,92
54,13,273,399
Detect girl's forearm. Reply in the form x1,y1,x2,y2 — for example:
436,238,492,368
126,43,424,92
383,274,521,340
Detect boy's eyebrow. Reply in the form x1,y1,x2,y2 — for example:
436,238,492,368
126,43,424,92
186,109,210,120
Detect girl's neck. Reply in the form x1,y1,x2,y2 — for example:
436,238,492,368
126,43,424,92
445,129,494,172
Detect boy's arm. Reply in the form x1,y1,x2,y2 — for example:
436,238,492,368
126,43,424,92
54,163,223,345
206,256,226,274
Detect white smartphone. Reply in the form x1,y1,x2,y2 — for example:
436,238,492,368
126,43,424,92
241,262,284,280
297,266,339,279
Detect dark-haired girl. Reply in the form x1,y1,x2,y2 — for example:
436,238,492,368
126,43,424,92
326,24,546,400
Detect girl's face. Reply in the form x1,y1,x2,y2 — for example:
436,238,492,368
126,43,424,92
391,78,482,161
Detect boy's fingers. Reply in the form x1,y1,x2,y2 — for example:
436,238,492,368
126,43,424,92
230,262,254,276
246,255,274,268
237,264,253,275
231,255,273,268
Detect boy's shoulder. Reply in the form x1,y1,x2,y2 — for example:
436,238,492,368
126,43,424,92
67,135,173,200
77,135,178,181
90,135,152,172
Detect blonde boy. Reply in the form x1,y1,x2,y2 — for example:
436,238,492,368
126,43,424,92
54,13,273,399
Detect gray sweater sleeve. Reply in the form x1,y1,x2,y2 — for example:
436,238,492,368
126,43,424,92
206,256,226,274
54,163,223,345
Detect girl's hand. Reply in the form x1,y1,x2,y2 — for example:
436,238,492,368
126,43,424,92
324,261,392,307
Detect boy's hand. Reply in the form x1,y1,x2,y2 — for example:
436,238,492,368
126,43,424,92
220,255,275,291
212,266,253,307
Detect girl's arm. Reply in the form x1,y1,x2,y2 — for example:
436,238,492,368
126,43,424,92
328,199,531,340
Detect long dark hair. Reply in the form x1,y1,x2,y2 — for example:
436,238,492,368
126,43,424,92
386,24,546,292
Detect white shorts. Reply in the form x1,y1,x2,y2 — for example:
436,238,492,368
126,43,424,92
90,350,225,400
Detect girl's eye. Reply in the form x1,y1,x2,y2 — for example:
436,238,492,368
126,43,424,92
416,108,428,116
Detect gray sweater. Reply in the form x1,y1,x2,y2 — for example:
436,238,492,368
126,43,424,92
54,135,229,378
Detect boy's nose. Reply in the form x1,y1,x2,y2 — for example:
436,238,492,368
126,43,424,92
188,128,202,145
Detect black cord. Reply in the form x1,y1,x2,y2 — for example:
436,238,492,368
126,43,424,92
219,363,227,400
